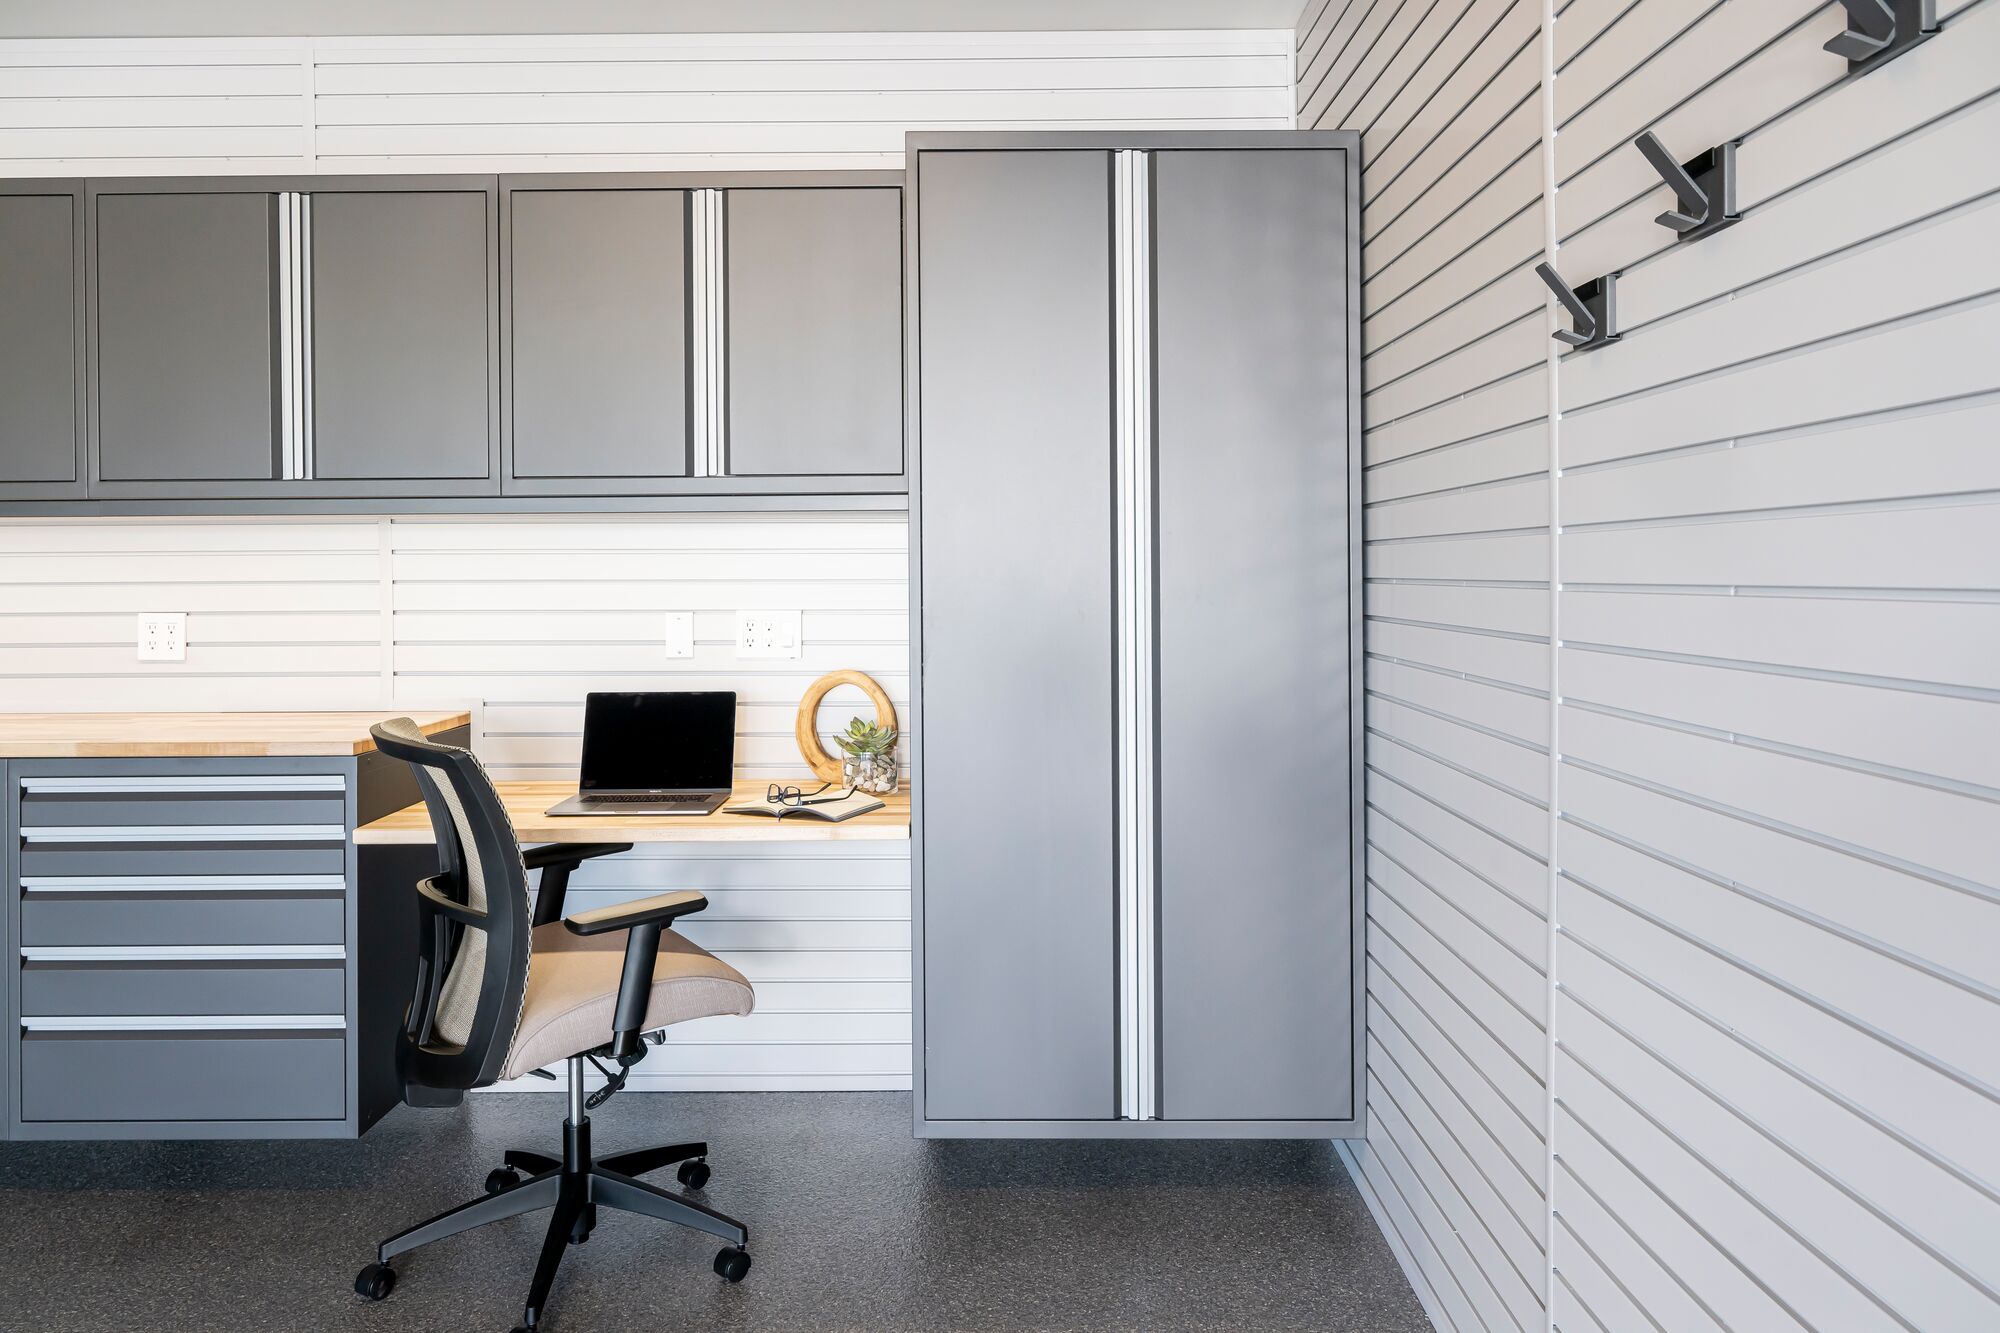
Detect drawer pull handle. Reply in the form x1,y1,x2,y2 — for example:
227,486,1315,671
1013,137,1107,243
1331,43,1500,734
20,776,345,794
20,824,345,844
22,945,346,962
21,875,347,895
21,1014,345,1032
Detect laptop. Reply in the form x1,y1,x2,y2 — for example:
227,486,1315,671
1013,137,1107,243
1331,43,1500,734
545,691,737,817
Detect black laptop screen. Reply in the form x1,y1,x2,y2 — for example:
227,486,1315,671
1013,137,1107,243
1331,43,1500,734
579,691,736,793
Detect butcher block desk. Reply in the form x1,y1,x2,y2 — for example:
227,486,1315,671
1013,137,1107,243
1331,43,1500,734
0,709,472,1142
354,780,911,845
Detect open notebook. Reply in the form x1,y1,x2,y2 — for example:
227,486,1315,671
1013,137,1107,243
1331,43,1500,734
725,790,886,822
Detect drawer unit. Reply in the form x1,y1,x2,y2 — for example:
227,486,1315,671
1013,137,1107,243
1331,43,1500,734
8,760,368,1139
1,722,467,1140
21,957,346,1018
20,1029,346,1123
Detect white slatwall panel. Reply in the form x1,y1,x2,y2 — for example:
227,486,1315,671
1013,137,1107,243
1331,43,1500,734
1547,1,2000,1328
390,517,909,781
0,519,385,709
0,29,1292,177
0,513,914,1092
1306,0,2000,1328
1299,4,1554,1333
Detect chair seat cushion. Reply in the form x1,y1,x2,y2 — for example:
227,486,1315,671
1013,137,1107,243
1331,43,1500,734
501,924,754,1080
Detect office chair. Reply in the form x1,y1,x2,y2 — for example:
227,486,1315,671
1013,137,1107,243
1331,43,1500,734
353,718,756,1332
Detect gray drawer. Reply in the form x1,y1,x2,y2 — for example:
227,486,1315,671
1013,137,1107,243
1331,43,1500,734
20,792,345,827
21,959,346,1017
20,1030,346,1122
19,839,345,878
17,772,346,827
20,890,344,947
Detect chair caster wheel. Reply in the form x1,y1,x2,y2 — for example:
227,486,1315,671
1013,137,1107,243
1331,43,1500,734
354,1262,396,1301
714,1246,752,1283
570,1203,596,1244
677,1158,711,1190
485,1166,522,1194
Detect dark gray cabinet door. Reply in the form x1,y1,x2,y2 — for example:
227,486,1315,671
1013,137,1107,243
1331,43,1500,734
308,188,495,487
0,190,83,495
917,149,1117,1123
92,190,280,483
1152,148,1353,1123
505,186,688,489
725,187,902,477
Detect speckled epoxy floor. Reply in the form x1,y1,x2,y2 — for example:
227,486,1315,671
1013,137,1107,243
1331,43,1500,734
0,1092,1429,1333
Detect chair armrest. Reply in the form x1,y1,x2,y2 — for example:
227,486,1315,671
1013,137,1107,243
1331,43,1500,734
563,890,708,937
522,842,631,871
416,876,487,926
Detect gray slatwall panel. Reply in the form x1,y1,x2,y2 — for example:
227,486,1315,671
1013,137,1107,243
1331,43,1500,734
1553,7,2000,1240
1305,5,1554,1327
1307,0,2000,1326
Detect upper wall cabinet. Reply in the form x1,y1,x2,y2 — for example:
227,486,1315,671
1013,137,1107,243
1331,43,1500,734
724,186,903,480
306,184,498,494
0,183,85,499
89,185,286,495
499,173,905,499
502,182,691,495
87,178,500,500
10,170,904,512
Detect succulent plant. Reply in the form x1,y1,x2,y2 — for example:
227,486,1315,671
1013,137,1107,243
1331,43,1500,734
833,716,898,758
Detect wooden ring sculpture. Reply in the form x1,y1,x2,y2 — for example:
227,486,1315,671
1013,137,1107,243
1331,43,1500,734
795,669,898,782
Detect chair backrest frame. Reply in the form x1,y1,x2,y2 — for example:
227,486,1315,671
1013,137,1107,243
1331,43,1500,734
370,720,531,1100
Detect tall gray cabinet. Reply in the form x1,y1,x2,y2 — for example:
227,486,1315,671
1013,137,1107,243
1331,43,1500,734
910,132,1362,1138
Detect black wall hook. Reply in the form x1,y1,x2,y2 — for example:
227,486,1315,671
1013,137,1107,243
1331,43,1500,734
1827,0,1936,71
1634,132,1739,243
1534,263,1618,353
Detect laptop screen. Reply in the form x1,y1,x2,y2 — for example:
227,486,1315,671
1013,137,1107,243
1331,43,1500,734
578,691,737,793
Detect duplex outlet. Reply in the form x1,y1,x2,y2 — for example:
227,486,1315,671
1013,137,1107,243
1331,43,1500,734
736,610,801,660
137,612,187,662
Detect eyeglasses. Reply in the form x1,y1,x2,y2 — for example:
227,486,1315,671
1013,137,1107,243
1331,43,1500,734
765,781,857,808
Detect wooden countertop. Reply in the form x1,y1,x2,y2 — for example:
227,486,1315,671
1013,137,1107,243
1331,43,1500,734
0,710,471,758
355,779,911,845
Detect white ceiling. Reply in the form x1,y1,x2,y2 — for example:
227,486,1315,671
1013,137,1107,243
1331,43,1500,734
0,0,1307,38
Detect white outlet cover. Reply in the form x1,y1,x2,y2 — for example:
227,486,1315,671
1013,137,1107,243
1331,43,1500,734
663,611,694,659
137,611,187,663
735,609,802,659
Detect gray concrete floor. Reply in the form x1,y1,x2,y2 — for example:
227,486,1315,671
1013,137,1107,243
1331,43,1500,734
0,1092,1429,1333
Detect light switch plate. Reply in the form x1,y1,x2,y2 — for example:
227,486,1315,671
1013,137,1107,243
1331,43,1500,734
736,609,802,659
137,612,187,662
663,611,694,659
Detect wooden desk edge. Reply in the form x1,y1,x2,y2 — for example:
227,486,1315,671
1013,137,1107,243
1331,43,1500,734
355,781,911,845
0,710,472,759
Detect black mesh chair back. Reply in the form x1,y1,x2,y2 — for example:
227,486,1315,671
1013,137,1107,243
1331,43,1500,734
370,718,532,1102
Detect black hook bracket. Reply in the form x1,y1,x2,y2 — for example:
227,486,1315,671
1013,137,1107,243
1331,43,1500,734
1634,133,1739,243
1534,263,1618,353
1827,0,1936,72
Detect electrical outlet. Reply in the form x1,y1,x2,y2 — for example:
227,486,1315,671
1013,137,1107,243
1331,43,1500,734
736,609,801,659
136,612,187,662
663,611,694,660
